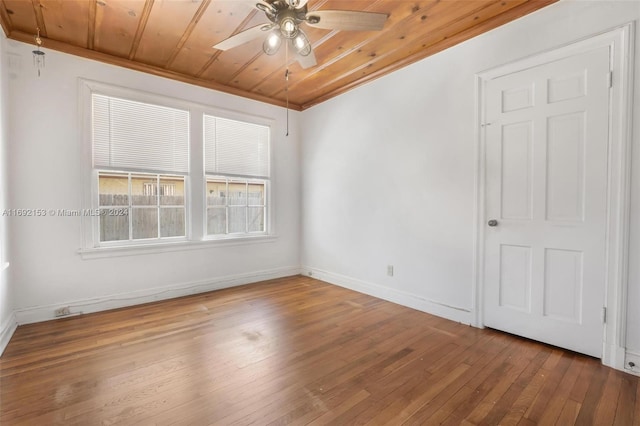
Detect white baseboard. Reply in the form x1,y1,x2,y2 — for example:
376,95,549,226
304,266,472,325
0,311,17,356
624,350,640,376
14,266,302,325
602,342,628,372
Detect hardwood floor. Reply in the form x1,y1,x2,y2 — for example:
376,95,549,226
0,275,637,425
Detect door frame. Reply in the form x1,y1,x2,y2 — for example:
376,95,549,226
472,23,635,371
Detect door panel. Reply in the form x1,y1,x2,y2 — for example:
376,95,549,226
501,121,533,220
499,244,532,312
546,112,586,222
543,248,583,323
484,46,610,357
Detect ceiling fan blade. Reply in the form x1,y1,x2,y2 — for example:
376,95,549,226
213,24,274,51
305,10,388,31
294,46,317,69
288,30,315,69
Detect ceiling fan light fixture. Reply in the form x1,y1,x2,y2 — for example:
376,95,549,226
293,31,311,56
280,17,298,39
214,1,388,71
263,32,282,55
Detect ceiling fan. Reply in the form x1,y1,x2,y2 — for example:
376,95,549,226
212,0,388,69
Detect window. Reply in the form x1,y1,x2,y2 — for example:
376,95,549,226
84,81,272,252
206,178,266,235
92,94,189,244
98,172,185,242
204,115,270,236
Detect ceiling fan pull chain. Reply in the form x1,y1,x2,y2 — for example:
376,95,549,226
285,68,290,137
285,39,290,137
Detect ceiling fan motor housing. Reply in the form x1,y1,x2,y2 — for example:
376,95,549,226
263,1,308,24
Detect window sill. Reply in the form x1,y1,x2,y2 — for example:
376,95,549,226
78,235,278,260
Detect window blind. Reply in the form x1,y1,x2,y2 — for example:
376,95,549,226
204,115,269,178
92,94,189,173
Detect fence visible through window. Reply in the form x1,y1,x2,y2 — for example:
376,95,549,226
206,178,265,235
98,172,185,242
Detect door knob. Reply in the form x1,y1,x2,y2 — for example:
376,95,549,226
488,219,498,227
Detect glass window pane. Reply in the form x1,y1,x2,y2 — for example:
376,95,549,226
160,176,185,206
99,208,129,241
247,183,265,205
99,173,128,206
132,208,158,239
229,207,246,233
248,207,264,232
207,207,226,235
132,175,157,206
160,207,185,237
228,181,246,206
206,180,227,206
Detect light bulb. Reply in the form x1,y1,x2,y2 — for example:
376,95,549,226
268,33,280,48
263,32,282,55
280,18,297,39
293,31,311,56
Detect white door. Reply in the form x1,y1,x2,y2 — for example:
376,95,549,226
483,46,611,358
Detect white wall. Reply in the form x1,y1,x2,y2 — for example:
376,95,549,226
4,40,301,323
0,34,15,354
301,0,640,358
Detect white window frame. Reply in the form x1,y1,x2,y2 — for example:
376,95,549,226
79,80,276,258
202,111,271,240
97,171,187,245
205,176,268,237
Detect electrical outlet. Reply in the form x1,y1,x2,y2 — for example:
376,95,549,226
54,307,71,317
625,352,640,374
387,265,394,277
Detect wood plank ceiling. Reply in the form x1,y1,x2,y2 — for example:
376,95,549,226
0,0,557,110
